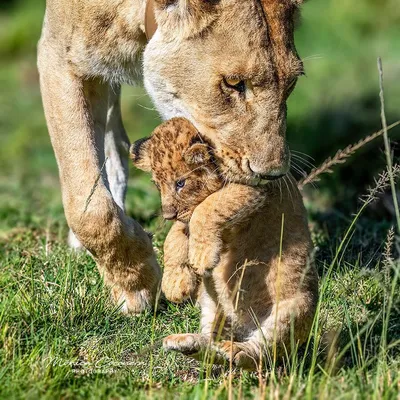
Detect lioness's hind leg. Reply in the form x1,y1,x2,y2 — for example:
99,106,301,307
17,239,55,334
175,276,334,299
68,229,85,251
104,85,130,211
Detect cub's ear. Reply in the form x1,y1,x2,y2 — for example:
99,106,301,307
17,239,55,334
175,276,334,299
184,143,211,166
130,137,152,172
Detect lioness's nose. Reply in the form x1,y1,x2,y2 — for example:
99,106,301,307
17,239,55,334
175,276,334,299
247,159,290,180
246,136,290,179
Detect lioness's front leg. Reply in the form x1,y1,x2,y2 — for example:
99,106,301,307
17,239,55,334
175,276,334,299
189,184,266,275
162,221,199,303
38,46,161,314
68,86,130,250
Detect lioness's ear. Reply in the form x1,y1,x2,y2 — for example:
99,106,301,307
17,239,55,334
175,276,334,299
153,0,219,39
154,0,219,9
130,137,152,172
184,143,211,166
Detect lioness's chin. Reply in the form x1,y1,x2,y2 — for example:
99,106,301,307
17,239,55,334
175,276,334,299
221,173,285,187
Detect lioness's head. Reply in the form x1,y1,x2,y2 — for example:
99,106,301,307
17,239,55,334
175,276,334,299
131,118,223,222
143,0,304,183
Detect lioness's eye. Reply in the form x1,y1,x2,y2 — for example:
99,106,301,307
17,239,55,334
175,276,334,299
176,179,186,190
223,77,246,93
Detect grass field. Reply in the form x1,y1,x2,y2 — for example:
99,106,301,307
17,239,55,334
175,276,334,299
1,0,400,398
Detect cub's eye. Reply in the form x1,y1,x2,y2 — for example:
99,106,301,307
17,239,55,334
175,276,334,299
223,77,246,93
175,179,186,190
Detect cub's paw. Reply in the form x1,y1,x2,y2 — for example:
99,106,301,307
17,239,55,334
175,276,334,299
163,334,209,359
212,341,258,370
188,241,221,276
162,265,199,304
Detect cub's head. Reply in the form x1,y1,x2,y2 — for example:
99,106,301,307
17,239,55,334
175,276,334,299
131,118,223,222
143,0,306,184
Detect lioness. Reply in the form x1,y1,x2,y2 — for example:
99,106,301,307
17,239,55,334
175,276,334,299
131,118,318,369
38,0,307,313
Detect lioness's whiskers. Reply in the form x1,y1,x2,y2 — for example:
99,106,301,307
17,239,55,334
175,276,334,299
287,173,298,199
291,150,315,161
291,162,307,178
278,178,283,202
292,154,316,170
302,54,324,62
178,165,207,181
283,176,294,207
200,165,220,191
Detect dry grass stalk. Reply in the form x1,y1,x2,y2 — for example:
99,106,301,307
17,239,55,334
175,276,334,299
383,226,395,284
297,120,400,190
83,157,109,215
362,164,400,205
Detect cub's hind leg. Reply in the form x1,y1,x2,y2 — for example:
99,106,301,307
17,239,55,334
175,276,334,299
211,340,263,370
162,221,200,303
162,335,261,369
246,294,317,365
164,296,317,370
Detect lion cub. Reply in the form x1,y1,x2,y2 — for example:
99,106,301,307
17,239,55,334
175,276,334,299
131,118,318,369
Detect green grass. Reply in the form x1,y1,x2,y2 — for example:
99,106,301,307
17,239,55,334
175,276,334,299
1,184,399,399
1,0,400,398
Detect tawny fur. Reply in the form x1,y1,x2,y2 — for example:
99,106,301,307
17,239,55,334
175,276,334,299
132,118,318,370
38,0,307,313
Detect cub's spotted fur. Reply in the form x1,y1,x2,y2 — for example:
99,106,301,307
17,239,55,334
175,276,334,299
131,118,318,369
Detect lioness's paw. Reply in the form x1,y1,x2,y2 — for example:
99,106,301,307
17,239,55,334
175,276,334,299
162,266,199,303
189,241,221,275
111,286,152,315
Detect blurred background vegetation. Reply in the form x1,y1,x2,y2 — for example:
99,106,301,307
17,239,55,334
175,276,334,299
0,0,399,234
0,1,399,397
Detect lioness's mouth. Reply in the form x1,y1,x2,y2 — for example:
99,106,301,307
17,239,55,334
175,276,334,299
247,175,286,187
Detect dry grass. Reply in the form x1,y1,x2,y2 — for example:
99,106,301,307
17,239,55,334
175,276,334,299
298,120,400,190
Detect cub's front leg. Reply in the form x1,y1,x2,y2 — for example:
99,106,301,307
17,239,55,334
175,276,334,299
189,184,266,275
162,221,200,303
